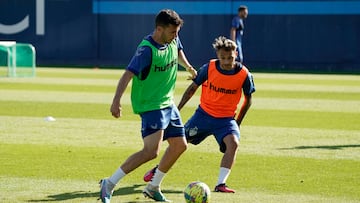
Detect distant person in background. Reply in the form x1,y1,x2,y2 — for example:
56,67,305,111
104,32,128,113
230,5,248,63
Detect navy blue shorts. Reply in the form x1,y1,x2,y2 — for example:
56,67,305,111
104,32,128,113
184,107,240,153
140,104,185,139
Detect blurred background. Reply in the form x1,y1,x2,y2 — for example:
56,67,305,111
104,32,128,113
1,0,359,73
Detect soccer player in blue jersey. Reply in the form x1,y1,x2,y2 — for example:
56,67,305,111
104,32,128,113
230,5,248,62
99,9,197,203
144,36,255,193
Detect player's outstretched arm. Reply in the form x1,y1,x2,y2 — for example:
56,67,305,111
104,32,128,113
110,70,134,118
178,49,197,79
178,82,199,111
236,94,252,126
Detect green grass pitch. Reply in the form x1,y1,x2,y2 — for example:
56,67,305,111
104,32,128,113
0,67,359,202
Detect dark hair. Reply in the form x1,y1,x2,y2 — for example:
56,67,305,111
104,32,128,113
238,5,248,13
212,36,237,51
155,9,184,27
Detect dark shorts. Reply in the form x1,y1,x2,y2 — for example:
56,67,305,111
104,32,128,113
140,104,185,139
184,107,240,153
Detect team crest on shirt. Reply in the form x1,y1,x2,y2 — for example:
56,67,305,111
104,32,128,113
135,47,145,56
188,126,198,137
150,124,158,129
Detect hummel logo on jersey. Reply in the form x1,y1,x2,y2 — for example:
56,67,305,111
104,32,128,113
209,82,237,94
154,59,176,72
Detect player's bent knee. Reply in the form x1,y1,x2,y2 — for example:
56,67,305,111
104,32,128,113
173,142,187,153
141,148,160,160
147,151,159,160
169,139,188,154
224,136,239,153
227,141,238,152
178,142,188,153
229,142,238,151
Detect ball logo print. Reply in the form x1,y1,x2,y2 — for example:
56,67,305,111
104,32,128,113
0,0,45,35
184,181,211,203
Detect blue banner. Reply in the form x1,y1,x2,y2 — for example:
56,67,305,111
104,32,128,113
93,0,360,15
1,0,359,72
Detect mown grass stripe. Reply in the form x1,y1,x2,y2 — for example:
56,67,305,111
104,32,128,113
256,90,360,101
36,70,121,79
2,116,359,161
0,116,142,148
244,108,360,131
2,78,360,93
0,77,118,86
256,83,360,93
254,73,360,81
1,101,359,130
240,125,360,160
2,90,358,113
21,67,193,80
0,83,116,93
26,67,120,75
33,68,360,82
2,83,360,101
252,98,360,113
254,77,360,86
0,100,136,120
0,90,124,104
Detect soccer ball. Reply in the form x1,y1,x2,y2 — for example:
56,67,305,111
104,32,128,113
184,181,211,203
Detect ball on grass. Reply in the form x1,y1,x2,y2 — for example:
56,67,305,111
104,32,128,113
184,181,211,203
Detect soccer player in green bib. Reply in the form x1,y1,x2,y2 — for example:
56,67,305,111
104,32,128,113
99,9,197,203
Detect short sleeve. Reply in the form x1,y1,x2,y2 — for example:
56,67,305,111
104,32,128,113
177,37,183,50
126,46,152,77
242,72,256,96
193,63,209,85
231,16,240,29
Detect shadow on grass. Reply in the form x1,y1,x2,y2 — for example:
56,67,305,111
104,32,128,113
278,144,360,150
28,183,182,202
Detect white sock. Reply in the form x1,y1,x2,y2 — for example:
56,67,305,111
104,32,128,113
217,167,231,185
109,167,126,185
150,168,166,187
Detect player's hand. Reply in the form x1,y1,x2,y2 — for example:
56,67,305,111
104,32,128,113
110,102,122,118
187,66,197,80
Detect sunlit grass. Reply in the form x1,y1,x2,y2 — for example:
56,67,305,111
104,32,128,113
0,68,359,202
